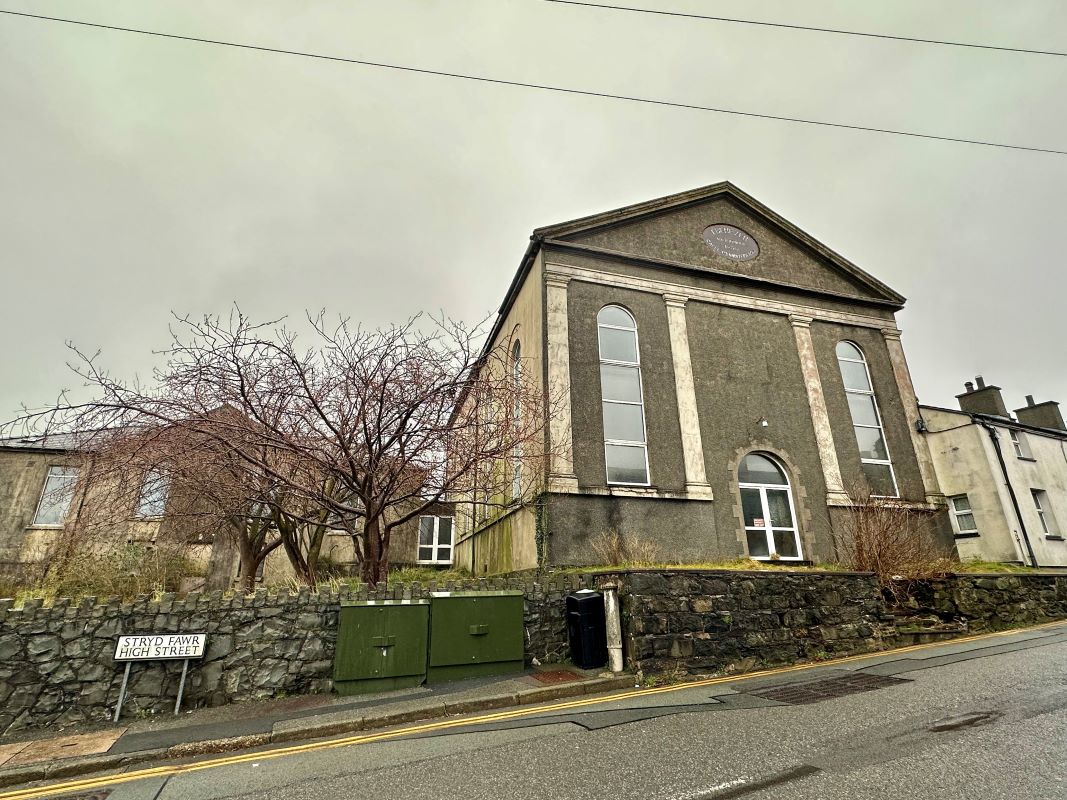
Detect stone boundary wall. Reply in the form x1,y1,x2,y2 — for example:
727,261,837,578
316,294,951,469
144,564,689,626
610,569,889,675
3,571,1066,735
901,573,1067,630
0,575,596,735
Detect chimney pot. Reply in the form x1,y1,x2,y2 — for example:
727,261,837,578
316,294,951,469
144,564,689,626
957,377,1009,417
964,381,974,393
1026,395,1035,407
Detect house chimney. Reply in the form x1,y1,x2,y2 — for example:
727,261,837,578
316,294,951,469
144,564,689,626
957,376,1009,417
1014,397,1066,432
964,381,974,393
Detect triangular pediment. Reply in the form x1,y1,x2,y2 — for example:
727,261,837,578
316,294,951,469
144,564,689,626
534,183,904,307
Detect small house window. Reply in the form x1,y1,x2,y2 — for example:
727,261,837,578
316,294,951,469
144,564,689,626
1010,429,1033,460
836,341,898,497
1031,489,1056,535
32,465,79,527
598,306,649,485
135,469,170,519
418,516,454,565
950,495,978,535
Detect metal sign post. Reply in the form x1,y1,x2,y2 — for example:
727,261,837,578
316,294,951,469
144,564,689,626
112,633,207,722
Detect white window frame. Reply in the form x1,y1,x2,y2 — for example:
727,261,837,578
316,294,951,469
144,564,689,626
738,453,803,561
837,341,899,498
417,515,454,565
134,469,170,519
949,494,978,535
1010,429,1034,460
598,306,650,486
31,465,79,528
1031,489,1056,535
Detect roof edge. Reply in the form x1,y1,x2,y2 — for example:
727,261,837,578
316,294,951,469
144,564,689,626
533,181,905,306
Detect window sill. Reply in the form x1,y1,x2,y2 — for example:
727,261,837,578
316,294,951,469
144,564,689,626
1045,535,1065,542
953,532,981,539
583,485,714,501
25,524,65,531
1016,457,1037,463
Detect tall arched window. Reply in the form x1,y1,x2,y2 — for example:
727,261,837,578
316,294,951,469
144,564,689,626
836,341,898,497
511,339,522,500
738,453,802,560
598,305,649,485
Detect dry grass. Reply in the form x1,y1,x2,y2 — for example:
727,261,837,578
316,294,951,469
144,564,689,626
590,529,660,567
2,542,199,604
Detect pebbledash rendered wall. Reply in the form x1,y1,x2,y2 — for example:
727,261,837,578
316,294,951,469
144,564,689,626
3,570,1067,735
0,576,595,735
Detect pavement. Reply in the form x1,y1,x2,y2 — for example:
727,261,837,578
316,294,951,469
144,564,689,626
3,621,1067,799
0,665,634,789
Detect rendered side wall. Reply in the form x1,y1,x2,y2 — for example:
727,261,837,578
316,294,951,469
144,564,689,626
455,252,546,574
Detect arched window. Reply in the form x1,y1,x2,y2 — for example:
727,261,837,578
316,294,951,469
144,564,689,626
511,339,522,500
598,306,649,485
738,453,802,560
836,341,898,497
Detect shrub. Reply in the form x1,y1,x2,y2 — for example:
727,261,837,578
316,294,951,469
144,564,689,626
831,487,955,602
45,542,196,600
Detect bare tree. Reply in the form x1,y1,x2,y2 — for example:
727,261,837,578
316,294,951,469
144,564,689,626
7,309,556,586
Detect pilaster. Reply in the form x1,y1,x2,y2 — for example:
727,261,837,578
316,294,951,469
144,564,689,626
882,327,943,504
663,294,713,500
789,314,850,505
545,273,579,492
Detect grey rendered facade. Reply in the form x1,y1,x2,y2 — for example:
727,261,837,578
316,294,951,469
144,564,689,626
456,182,952,573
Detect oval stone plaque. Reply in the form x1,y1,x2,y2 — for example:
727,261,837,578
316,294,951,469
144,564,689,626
702,224,759,261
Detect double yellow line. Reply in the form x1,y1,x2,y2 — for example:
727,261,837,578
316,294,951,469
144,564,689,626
3,620,1063,800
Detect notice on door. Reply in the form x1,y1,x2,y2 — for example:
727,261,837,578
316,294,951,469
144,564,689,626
114,633,207,661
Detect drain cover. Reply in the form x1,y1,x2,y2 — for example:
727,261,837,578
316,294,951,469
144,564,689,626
531,670,581,685
747,673,910,705
51,792,111,800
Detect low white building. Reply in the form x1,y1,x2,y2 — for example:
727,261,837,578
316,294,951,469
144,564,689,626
922,378,1067,568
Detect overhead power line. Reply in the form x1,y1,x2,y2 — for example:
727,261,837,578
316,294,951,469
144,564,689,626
1,8,1065,157
544,0,1067,58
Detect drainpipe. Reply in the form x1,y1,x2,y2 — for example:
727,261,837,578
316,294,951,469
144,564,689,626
600,580,624,673
979,420,1039,568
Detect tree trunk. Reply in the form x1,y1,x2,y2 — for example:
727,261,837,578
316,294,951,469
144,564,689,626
362,515,385,586
237,536,257,593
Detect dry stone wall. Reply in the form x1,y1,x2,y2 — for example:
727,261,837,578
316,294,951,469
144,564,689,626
610,569,889,675
3,570,1065,736
0,575,594,735
901,573,1067,630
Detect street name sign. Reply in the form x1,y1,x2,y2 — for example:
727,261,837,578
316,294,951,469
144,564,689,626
112,633,208,721
114,633,207,661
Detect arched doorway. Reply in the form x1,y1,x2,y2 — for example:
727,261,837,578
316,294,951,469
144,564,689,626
738,452,802,561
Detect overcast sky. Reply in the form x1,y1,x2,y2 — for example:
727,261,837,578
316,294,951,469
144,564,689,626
2,0,1065,422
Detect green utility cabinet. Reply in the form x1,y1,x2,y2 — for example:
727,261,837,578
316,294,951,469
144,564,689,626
427,591,524,684
333,600,429,695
